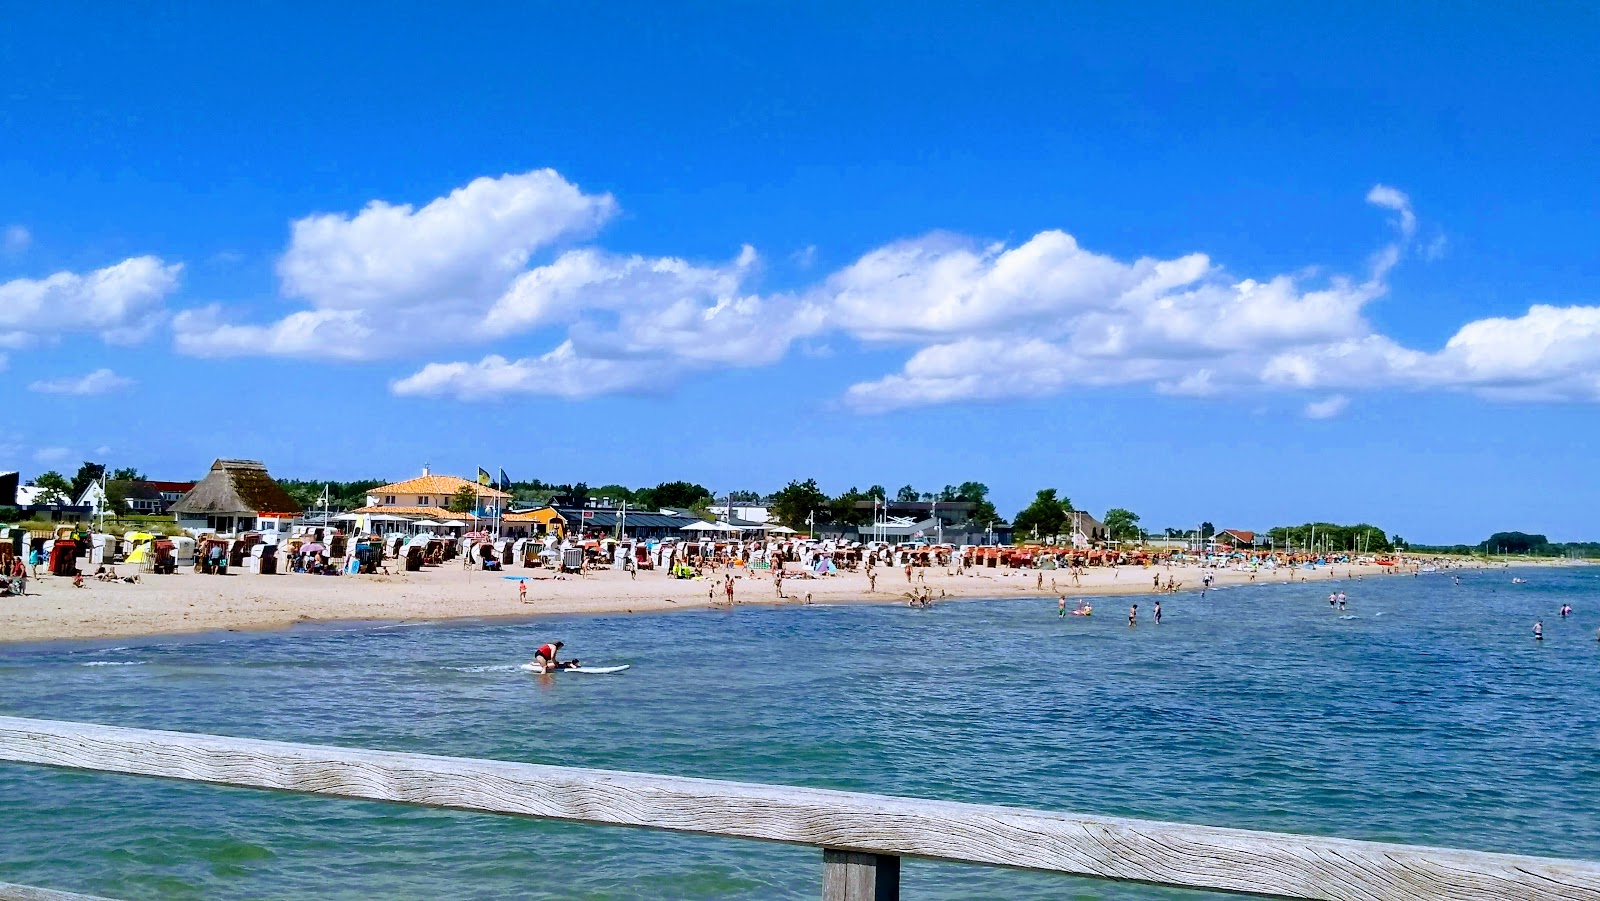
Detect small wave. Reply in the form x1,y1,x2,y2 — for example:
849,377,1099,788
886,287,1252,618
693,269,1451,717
80,661,146,667
439,664,522,673
1338,615,1358,620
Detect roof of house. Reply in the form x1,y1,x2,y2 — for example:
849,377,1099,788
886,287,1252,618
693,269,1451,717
148,480,197,494
1218,529,1257,543
169,459,303,516
559,509,706,530
349,505,477,519
373,473,511,500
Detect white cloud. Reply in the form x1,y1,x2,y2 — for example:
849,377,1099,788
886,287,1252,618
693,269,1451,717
29,368,137,396
176,170,617,359
32,446,71,464
3,225,30,253
392,344,667,400
0,256,181,345
1365,184,1416,239
1303,395,1350,419
165,173,1600,413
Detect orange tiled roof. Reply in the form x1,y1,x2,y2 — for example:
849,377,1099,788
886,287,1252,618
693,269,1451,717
372,474,511,499
349,505,484,519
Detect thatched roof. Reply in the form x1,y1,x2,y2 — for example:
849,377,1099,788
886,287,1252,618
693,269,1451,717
170,459,303,516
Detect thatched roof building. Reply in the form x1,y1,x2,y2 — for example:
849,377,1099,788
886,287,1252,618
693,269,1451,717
171,460,301,525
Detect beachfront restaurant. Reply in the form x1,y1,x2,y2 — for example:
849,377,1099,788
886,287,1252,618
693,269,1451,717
348,468,513,536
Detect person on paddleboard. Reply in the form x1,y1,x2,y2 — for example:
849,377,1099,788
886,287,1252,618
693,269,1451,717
533,641,574,672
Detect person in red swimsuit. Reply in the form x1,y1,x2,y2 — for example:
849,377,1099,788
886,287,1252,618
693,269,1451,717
533,641,568,672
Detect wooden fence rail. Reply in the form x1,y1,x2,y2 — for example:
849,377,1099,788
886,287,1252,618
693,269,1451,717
2,716,1599,901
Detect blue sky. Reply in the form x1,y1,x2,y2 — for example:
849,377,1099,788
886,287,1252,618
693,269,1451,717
2,3,1597,542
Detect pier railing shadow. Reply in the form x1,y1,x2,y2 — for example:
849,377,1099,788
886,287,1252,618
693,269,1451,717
2,715,1598,901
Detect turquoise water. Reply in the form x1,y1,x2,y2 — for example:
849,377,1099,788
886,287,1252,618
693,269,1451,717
3,566,1599,899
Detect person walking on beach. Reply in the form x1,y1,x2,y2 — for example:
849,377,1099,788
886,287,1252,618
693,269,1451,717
1129,604,1137,626
905,562,913,584
28,548,41,579
868,569,877,593
518,580,528,603
1154,600,1162,625
1036,572,1043,590
724,575,735,605
1153,573,1160,591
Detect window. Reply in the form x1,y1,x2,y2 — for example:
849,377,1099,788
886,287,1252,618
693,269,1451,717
418,496,429,506
384,495,395,504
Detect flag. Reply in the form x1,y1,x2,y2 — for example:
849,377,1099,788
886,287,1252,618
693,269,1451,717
477,468,492,487
498,468,511,492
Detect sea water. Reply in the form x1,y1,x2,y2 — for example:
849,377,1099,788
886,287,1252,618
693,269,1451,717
2,566,1598,899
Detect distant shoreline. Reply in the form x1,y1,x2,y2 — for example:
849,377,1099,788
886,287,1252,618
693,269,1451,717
1,557,1578,647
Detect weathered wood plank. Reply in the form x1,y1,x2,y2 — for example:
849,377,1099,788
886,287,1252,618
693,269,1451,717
822,849,899,901
2,716,1598,901
0,882,118,901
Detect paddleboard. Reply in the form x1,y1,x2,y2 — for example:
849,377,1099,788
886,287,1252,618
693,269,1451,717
519,663,630,674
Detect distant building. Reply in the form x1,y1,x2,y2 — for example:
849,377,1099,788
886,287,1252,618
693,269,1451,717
1066,511,1106,547
1216,529,1260,548
77,479,197,516
169,459,303,534
354,467,512,523
500,507,566,539
706,502,772,524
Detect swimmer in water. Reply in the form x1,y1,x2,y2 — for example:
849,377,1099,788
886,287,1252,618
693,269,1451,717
1154,600,1162,625
1534,621,1543,641
1337,592,1346,611
1129,604,1138,626
1058,596,1066,617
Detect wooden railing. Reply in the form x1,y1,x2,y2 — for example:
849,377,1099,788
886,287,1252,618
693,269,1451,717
2,716,1599,901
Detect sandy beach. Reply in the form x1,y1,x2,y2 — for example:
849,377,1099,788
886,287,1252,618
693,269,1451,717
0,558,1431,644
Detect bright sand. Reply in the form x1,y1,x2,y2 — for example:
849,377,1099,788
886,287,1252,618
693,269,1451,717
0,558,1423,644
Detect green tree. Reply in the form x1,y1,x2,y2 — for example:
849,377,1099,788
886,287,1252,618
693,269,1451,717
103,480,134,516
110,467,144,481
68,462,106,500
771,479,830,531
726,489,763,502
1200,521,1215,539
866,485,886,501
1013,489,1071,540
1103,508,1141,541
895,484,918,502
633,481,712,510
828,486,874,526
29,471,72,505
955,481,999,525
592,484,635,505
447,486,479,514
1479,531,1548,555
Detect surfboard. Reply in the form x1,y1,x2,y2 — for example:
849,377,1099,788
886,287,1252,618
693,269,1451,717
519,662,630,674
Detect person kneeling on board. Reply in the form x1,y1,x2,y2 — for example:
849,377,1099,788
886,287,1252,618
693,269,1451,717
533,641,579,673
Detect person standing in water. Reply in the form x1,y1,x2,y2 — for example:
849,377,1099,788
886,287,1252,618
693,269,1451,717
1058,596,1067,617
1533,621,1543,641
1154,600,1162,625
1129,604,1137,626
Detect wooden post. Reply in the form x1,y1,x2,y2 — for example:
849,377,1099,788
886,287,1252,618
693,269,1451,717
823,849,899,901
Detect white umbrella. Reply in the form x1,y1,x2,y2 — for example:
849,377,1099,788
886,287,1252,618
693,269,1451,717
682,520,733,532
330,512,361,522
763,524,798,534
366,513,407,523
413,519,442,528
441,520,466,527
